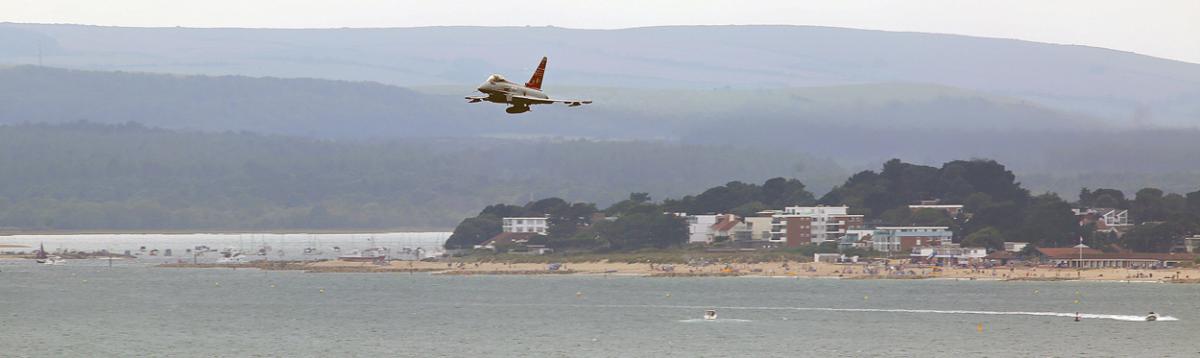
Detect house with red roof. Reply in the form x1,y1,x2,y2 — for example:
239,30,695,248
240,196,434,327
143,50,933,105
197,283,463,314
709,214,747,242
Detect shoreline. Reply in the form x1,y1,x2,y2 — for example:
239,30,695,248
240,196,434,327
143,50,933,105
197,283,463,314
154,259,1200,283
0,228,452,236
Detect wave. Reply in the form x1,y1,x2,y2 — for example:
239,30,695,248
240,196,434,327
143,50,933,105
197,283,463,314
604,304,1180,322
737,307,1179,322
678,318,753,323
443,302,1179,322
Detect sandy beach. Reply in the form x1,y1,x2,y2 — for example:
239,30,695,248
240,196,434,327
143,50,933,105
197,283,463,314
208,259,1200,282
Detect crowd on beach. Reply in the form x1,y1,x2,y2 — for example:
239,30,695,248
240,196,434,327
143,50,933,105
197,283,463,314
296,259,1200,282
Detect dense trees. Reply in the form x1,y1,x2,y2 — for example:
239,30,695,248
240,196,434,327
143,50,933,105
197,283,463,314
444,198,602,249
595,212,688,250
961,227,1006,251
663,178,815,215
5,121,1199,253
454,158,1200,253
447,177,810,251
819,159,1029,218
1078,188,1129,209
822,159,1086,249
0,122,829,231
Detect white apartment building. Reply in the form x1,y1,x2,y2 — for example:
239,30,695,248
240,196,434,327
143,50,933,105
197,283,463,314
502,217,549,234
687,214,720,243
769,206,864,245
872,226,954,253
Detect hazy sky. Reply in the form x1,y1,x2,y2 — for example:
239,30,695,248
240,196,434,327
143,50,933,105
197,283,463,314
4,0,1198,64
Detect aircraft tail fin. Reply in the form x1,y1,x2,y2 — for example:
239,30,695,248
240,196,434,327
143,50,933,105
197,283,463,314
525,56,547,90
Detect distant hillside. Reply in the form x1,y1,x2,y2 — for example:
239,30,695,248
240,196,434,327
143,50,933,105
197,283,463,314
2,23,1198,126
0,122,842,230
3,65,1200,196
0,65,1093,140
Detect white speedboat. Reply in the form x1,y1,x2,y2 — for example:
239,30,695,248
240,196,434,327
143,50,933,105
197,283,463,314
216,253,247,264
338,247,388,262
703,310,717,321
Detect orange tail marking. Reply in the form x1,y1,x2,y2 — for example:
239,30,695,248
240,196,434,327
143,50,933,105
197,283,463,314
525,56,547,90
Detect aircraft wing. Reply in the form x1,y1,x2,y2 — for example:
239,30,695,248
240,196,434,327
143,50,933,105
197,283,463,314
511,95,593,107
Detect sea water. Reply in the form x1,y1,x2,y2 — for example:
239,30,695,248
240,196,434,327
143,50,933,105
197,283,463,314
1,261,1198,357
0,232,450,262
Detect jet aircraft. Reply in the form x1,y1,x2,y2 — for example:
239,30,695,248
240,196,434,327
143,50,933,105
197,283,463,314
466,57,592,113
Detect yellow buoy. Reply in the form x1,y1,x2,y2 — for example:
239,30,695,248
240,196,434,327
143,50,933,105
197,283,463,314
864,295,869,301
320,288,325,293
1074,299,1080,304
977,323,984,333
665,293,671,298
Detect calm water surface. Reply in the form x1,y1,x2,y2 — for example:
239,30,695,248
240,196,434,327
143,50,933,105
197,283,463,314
2,260,1198,357
0,232,450,262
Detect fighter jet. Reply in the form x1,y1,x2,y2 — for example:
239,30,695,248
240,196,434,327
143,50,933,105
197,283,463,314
466,57,592,114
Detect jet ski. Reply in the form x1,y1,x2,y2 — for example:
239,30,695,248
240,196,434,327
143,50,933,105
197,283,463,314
1146,312,1158,322
703,309,717,321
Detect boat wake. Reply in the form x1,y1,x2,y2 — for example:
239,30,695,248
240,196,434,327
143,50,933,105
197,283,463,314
605,304,1179,322
679,318,752,323
441,302,1178,322
689,305,1179,322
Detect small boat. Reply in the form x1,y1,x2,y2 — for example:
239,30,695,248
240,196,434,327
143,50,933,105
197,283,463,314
338,238,388,262
703,309,718,321
34,243,48,264
36,244,65,265
216,253,247,264
338,247,388,262
1146,312,1158,321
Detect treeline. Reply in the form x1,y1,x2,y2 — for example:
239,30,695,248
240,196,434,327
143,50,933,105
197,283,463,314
449,158,1200,253
8,66,1200,198
445,179,822,250
444,194,688,251
0,122,836,231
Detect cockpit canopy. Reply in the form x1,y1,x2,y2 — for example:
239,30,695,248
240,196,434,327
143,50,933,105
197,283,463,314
488,74,508,83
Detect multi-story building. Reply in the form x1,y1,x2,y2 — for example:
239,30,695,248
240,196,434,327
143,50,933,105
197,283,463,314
1183,235,1200,253
1073,208,1133,232
502,217,549,235
872,226,953,253
838,229,876,250
742,216,775,242
687,214,720,243
769,206,864,247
